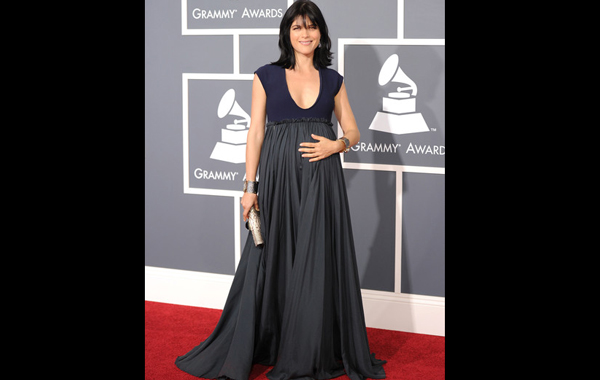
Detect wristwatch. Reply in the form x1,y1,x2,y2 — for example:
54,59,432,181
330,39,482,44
338,137,350,153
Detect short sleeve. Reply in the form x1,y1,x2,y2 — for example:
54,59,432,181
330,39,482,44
254,64,271,96
334,71,344,96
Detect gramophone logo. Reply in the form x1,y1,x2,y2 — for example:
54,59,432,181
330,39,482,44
369,54,429,135
210,89,251,164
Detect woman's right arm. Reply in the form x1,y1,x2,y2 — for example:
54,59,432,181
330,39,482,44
241,73,267,221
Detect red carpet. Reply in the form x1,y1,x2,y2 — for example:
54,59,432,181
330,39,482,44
145,300,444,379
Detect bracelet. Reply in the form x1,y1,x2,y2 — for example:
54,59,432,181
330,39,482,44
337,137,350,153
243,180,259,194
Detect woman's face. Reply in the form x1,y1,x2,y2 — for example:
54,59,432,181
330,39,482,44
289,15,321,58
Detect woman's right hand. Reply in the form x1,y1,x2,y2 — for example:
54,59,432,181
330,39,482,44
241,192,259,222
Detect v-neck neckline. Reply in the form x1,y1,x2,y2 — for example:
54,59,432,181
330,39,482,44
284,67,322,110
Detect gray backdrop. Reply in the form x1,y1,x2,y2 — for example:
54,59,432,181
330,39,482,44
146,0,444,297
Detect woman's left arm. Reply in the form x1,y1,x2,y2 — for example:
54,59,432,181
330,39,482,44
298,82,360,162
333,81,360,148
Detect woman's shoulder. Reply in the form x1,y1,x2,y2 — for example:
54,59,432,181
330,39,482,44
321,67,344,94
321,66,343,78
255,63,281,76
254,64,282,94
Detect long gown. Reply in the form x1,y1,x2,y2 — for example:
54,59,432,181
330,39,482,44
175,63,387,380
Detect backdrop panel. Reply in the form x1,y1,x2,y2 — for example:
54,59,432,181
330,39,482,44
401,172,445,297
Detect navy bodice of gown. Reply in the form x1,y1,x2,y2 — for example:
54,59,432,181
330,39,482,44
254,63,344,123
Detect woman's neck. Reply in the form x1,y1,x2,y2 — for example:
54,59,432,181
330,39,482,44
292,53,315,72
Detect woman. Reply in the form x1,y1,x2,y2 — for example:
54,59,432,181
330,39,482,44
175,1,386,379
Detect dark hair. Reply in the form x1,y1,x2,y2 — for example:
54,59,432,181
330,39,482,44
271,0,333,69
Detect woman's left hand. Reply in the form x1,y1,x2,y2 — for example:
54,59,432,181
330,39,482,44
299,134,343,162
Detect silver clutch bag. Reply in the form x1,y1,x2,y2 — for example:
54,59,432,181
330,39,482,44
245,206,264,247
